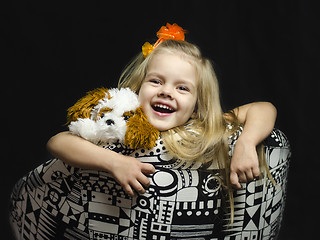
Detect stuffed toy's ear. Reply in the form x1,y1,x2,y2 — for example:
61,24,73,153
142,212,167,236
66,88,110,125
125,107,159,149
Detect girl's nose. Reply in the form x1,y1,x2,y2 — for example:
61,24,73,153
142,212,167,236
158,87,173,99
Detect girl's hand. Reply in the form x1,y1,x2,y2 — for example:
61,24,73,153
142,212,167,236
109,155,155,197
230,136,260,189
229,102,277,189
47,131,155,197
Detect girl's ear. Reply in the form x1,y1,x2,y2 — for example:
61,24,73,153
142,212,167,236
66,88,110,125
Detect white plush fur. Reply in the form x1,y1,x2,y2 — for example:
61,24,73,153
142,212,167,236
69,88,140,145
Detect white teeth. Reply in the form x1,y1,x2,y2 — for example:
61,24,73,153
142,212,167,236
153,104,174,111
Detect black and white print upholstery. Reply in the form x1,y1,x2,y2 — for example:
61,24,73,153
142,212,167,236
9,128,290,239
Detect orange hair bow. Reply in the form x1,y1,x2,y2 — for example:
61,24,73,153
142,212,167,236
142,23,187,58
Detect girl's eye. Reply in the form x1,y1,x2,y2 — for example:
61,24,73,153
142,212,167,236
150,79,161,84
178,86,190,92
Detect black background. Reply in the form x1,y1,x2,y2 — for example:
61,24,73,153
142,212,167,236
2,0,318,239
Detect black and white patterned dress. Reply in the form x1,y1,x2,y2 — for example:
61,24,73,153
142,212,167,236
9,128,290,240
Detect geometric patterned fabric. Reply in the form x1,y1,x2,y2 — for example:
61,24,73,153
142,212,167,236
9,128,290,239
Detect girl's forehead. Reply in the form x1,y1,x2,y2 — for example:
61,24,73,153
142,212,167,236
147,53,197,80
149,51,195,66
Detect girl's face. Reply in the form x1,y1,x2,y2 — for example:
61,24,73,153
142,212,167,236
138,53,197,131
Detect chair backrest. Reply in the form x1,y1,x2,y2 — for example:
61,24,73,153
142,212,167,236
9,128,290,240
225,128,291,239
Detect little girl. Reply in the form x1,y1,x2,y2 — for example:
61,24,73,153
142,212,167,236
47,26,276,196
10,23,281,240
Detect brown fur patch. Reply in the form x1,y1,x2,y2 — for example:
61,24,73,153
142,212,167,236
122,111,134,120
98,107,113,118
125,107,159,149
66,88,110,124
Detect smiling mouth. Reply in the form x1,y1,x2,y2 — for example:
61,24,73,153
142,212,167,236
152,104,175,114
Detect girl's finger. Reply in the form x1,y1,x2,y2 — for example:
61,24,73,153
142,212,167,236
245,169,254,181
230,171,242,189
141,163,155,175
131,181,146,195
252,166,261,178
137,173,151,187
123,184,134,197
237,172,247,183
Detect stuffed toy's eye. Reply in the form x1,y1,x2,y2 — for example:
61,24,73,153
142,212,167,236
123,111,134,121
98,107,112,119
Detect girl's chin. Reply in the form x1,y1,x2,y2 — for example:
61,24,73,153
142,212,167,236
148,120,174,132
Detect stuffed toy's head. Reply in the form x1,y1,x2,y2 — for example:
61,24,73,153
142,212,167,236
67,88,159,149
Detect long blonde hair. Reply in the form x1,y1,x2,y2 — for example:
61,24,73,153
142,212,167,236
118,40,239,221
118,40,231,162
117,40,275,224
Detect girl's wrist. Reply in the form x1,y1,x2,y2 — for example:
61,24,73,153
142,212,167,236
96,148,123,173
237,131,259,147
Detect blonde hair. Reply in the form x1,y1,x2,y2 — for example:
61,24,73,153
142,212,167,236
117,40,275,224
118,40,239,222
119,40,231,161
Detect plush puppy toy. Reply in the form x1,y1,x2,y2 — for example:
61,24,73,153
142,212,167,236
66,88,159,149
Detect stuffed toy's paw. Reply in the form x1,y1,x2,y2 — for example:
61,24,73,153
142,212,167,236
68,118,100,144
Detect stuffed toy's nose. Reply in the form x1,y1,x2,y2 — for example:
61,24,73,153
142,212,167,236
106,119,115,125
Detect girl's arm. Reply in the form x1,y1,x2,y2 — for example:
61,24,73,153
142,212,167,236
229,102,277,188
47,132,155,196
